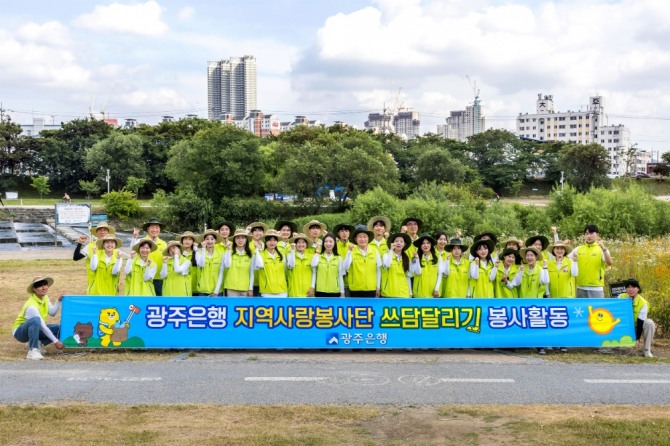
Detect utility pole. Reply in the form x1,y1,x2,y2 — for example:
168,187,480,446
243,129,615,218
106,169,110,194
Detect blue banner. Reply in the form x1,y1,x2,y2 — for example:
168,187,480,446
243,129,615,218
60,297,636,349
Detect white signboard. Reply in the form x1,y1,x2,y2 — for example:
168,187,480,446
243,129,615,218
5,192,18,200
55,203,91,225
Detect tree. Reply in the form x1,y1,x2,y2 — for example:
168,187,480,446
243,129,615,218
31,175,50,199
559,143,610,192
38,118,112,193
652,164,670,180
85,132,146,190
165,124,264,203
0,116,43,177
464,129,537,195
416,147,467,185
78,179,101,200
125,176,146,196
662,152,670,164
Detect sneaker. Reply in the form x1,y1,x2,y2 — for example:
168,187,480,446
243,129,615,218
537,348,546,355
644,350,654,358
27,349,44,360
560,348,568,353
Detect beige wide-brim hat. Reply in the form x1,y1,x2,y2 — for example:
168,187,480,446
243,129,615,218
548,241,572,256
520,246,543,262
232,228,251,240
501,237,523,249
199,229,222,244
176,231,199,244
27,276,54,293
90,221,116,236
162,241,184,256
263,229,281,242
290,233,311,245
367,215,392,232
248,222,269,233
302,219,327,235
95,234,123,250
132,238,157,253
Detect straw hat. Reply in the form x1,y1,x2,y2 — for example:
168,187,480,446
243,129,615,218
27,276,54,293
95,234,123,250
520,246,543,262
176,231,199,243
132,238,157,253
367,216,392,232
289,233,311,245
248,221,269,233
302,219,327,235
548,241,572,256
199,229,222,244
90,221,116,236
501,237,523,250
232,228,251,240
162,240,184,256
263,229,281,241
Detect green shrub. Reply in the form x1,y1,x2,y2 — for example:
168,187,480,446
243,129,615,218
101,190,141,219
152,187,214,232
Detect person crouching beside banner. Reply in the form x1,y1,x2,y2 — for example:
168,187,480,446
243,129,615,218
620,278,656,358
12,277,64,360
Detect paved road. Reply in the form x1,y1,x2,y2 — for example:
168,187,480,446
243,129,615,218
2,351,668,405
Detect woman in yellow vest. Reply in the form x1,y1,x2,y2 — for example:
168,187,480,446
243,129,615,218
176,231,199,296
286,233,313,297
546,242,577,298
468,239,496,298
160,241,191,296
124,239,157,296
510,247,549,298
343,226,381,297
74,222,117,292
222,229,254,296
492,248,521,298
381,233,412,298
254,229,289,297
89,234,123,296
311,233,346,297
400,217,422,259
442,237,470,298
302,219,326,256
215,222,235,256
410,234,443,298
132,218,167,296
195,229,225,296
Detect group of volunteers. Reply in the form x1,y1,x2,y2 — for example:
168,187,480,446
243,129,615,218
12,216,656,359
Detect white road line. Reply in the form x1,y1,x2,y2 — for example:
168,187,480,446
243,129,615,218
585,379,670,384
245,377,329,382
67,377,162,382
439,378,515,383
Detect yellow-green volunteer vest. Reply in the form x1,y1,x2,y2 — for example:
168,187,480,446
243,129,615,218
12,293,50,331
163,256,191,297
85,244,96,288
619,293,649,321
197,250,224,294
143,237,167,280
381,254,410,298
288,253,312,297
469,261,494,298
88,250,120,296
183,250,197,295
548,258,575,298
406,238,419,260
444,257,470,298
126,258,156,296
349,248,378,291
277,240,292,259
224,250,253,292
574,243,605,287
315,254,343,294
413,256,440,298
518,265,545,298
494,264,518,298
337,240,353,287
251,241,264,287
258,251,288,294
369,239,389,257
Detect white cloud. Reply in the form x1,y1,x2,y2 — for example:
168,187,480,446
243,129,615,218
16,21,72,47
74,1,169,37
117,88,191,108
178,6,195,21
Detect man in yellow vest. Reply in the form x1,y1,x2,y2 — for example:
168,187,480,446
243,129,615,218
12,277,64,360
568,224,612,297
619,278,655,358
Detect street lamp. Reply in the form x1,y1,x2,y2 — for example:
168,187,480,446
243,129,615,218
105,169,110,194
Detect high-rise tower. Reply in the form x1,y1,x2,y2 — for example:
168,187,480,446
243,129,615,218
207,55,257,120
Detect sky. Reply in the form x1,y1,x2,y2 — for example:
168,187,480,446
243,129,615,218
1,0,669,152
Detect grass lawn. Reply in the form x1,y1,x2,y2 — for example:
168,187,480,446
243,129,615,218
1,404,670,445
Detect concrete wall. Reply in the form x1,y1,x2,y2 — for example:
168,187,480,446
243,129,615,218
3,207,55,224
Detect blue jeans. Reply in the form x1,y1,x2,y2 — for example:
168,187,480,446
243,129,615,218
13,317,60,349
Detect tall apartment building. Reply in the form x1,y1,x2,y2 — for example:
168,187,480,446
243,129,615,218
364,110,420,140
517,94,636,176
207,55,257,120
437,100,486,142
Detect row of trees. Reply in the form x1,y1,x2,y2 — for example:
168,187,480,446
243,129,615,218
0,115,656,211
